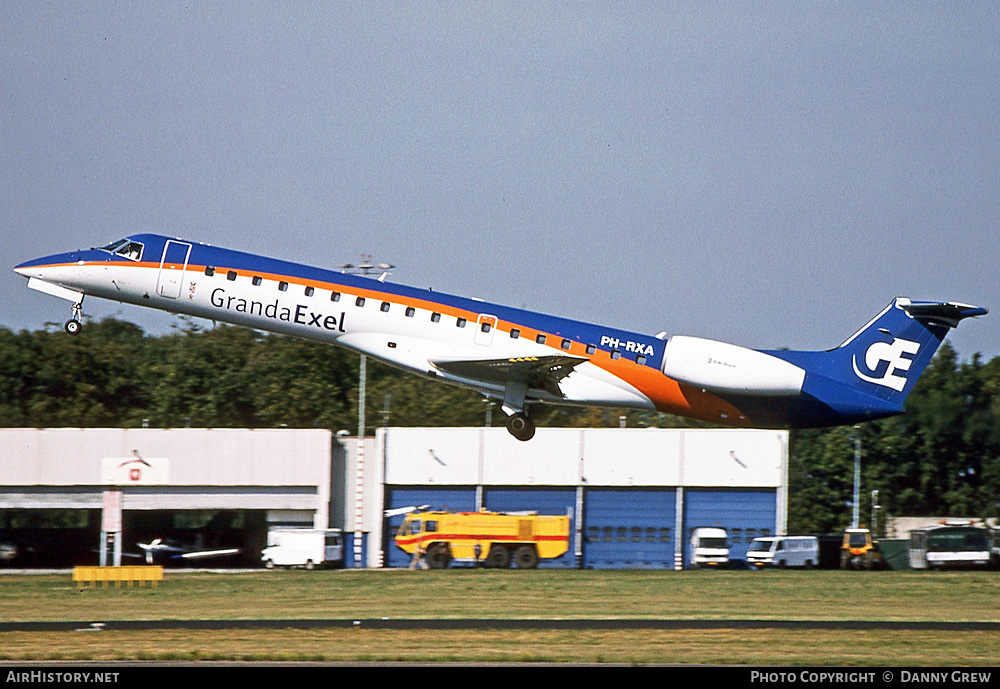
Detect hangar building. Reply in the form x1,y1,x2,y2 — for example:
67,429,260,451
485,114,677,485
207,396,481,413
374,427,788,569
0,428,333,567
0,427,787,569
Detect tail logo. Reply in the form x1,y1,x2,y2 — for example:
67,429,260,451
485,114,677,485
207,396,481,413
852,338,920,392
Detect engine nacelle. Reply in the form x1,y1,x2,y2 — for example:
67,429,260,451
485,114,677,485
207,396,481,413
661,335,805,396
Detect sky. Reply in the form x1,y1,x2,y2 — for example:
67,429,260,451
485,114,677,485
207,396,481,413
2,2,998,360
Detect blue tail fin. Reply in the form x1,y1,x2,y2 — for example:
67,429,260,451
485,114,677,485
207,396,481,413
768,298,987,425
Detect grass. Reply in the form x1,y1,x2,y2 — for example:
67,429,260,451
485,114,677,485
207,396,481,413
0,569,998,664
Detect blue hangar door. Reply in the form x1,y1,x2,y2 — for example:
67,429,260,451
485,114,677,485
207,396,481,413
582,488,677,569
483,487,577,569
384,487,477,568
683,489,777,567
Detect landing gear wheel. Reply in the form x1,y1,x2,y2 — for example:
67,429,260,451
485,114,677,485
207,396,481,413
65,301,83,335
505,412,535,441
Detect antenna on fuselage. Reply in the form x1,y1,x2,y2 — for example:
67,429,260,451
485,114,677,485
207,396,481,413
340,254,395,279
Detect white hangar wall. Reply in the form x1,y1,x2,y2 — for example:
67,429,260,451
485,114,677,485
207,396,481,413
381,427,785,487
0,428,333,527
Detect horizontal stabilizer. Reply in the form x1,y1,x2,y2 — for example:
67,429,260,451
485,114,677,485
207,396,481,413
900,300,989,328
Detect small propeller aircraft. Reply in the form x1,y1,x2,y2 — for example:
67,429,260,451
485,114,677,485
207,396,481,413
15,234,986,440
135,538,241,566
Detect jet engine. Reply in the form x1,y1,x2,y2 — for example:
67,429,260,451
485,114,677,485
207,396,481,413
661,335,805,396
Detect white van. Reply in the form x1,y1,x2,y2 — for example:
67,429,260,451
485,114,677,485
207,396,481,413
747,536,819,569
689,527,729,568
261,528,343,569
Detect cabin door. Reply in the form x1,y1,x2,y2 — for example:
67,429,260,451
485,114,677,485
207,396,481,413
156,240,192,299
475,314,498,347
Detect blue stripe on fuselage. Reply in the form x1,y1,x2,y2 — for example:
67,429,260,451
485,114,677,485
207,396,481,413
129,234,666,369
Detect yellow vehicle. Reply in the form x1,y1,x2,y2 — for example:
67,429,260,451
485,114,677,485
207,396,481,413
394,510,570,569
840,527,884,569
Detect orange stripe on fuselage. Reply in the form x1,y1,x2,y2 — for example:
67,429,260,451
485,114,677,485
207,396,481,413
596,356,751,425
73,260,753,424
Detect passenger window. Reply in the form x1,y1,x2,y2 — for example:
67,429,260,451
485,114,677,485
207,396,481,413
611,350,621,360
536,334,546,344
561,339,571,350
510,329,520,339
636,355,647,365
356,297,365,307
381,302,390,313
431,312,441,323
405,307,415,317
278,281,288,292
586,344,596,355
331,292,341,302
480,322,491,333
227,271,237,281
204,266,215,276
456,318,466,328
305,286,314,297
252,276,262,286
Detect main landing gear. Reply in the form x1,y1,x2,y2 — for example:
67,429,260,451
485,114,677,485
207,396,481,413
500,381,535,441
505,411,535,442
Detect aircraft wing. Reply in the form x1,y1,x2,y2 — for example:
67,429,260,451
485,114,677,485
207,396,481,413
430,355,587,398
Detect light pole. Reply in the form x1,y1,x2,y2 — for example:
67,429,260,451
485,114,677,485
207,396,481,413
354,354,366,567
339,257,394,568
870,489,880,536
851,428,861,528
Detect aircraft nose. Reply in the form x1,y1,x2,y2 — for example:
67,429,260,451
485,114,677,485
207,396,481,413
13,252,79,278
13,260,35,277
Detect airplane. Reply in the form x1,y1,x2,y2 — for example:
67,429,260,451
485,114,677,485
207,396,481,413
14,233,987,440
135,538,241,566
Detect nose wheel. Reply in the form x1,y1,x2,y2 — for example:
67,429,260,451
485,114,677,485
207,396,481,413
64,302,83,335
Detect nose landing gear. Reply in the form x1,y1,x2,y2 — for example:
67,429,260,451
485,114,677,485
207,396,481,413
64,301,83,335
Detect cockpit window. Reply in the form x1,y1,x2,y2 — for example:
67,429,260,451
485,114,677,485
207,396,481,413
97,238,143,261
114,241,143,261
98,238,129,253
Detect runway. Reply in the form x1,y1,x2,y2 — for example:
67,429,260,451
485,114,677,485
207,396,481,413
3,618,998,632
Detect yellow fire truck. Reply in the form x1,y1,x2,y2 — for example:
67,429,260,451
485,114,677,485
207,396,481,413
840,527,884,570
394,510,570,569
